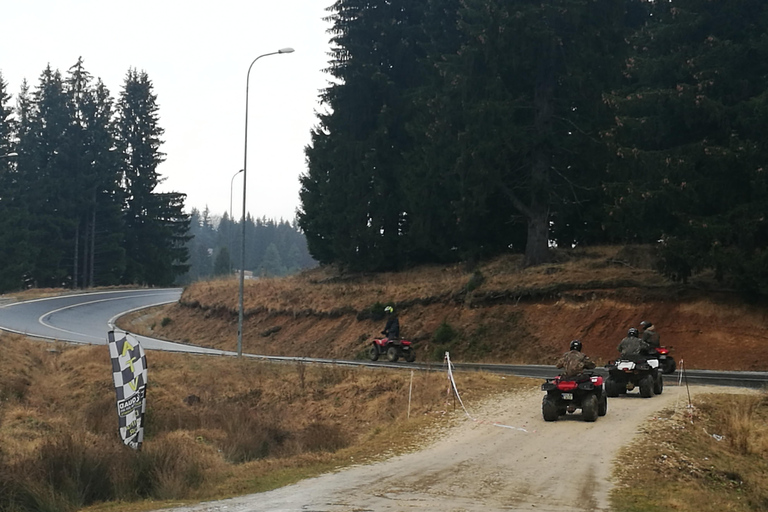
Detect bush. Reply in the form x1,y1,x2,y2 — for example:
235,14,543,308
433,321,457,345
161,317,172,327
466,270,485,292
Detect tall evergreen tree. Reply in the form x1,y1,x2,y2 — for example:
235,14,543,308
116,69,189,285
429,0,626,264
607,0,768,294
0,73,28,292
25,66,74,287
300,0,431,271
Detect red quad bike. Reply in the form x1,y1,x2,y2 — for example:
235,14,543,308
541,371,608,422
654,346,676,374
368,338,415,363
604,355,664,398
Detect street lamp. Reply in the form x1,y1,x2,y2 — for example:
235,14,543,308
230,169,244,221
237,47,294,357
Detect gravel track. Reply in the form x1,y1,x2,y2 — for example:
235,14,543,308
153,382,739,512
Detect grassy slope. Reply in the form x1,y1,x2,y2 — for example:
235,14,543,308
125,246,768,371
0,333,521,512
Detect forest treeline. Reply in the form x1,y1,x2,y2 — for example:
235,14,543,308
0,60,316,293
299,0,768,295
183,208,316,283
0,59,189,291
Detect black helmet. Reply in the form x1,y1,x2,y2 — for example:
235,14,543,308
628,327,639,337
569,339,582,352
640,320,652,328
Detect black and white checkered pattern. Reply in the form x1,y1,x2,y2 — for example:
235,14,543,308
107,331,148,450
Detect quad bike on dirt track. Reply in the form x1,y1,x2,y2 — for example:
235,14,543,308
653,346,676,374
541,370,608,422
368,337,415,363
604,355,664,398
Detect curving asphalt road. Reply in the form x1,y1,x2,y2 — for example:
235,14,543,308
1,289,766,388
0,288,231,356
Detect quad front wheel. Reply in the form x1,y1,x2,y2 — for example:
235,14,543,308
387,346,399,362
404,350,416,363
368,346,379,361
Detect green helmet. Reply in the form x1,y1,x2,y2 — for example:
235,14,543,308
384,306,394,314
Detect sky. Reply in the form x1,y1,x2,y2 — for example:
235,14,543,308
1,0,335,222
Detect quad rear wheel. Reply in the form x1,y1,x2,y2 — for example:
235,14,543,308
598,392,608,417
581,394,599,422
542,397,559,422
653,370,664,395
387,346,399,362
604,376,621,398
661,358,676,374
639,374,654,398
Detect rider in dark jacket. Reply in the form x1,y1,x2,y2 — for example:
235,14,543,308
556,340,596,378
618,328,651,358
640,320,660,349
382,306,400,341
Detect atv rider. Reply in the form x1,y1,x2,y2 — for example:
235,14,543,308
381,306,400,342
639,320,660,349
556,340,596,379
617,328,651,359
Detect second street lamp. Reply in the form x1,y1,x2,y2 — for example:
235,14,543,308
230,169,244,221
237,48,294,357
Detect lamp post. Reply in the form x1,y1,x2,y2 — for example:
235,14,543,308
237,48,294,357
230,169,244,221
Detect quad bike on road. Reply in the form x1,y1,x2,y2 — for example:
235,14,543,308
653,346,676,374
541,370,608,422
604,355,664,398
368,337,415,363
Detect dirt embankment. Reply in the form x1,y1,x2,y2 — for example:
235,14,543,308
122,249,768,372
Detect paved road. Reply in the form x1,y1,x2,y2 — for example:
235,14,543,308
0,288,231,355
1,289,766,389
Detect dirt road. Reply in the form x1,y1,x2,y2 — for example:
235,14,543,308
157,383,720,512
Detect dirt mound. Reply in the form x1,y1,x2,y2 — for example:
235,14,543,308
123,247,768,372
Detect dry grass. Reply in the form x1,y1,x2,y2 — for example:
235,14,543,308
178,246,672,316
611,391,768,512
0,332,521,512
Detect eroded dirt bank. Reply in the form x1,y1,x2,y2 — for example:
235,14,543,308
126,285,768,372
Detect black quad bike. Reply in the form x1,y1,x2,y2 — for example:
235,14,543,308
541,371,608,422
604,356,664,398
653,346,676,374
368,337,415,363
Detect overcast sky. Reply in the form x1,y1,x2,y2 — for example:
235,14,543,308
1,0,335,222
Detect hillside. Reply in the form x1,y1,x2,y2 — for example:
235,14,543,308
121,245,768,372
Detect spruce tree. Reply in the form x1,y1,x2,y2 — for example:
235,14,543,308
116,69,189,285
607,0,768,294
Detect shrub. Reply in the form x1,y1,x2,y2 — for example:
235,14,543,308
433,321,457,345
161,317,172,327
466,270,485,292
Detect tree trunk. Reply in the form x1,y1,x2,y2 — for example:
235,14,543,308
73,223,79,289
523,38,556,267
89,205,96,287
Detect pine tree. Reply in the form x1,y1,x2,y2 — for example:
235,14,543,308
116,69,189,285
607,0,768,294
301,0,431,270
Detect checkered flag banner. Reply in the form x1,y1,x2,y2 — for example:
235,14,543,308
107,330,148,450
